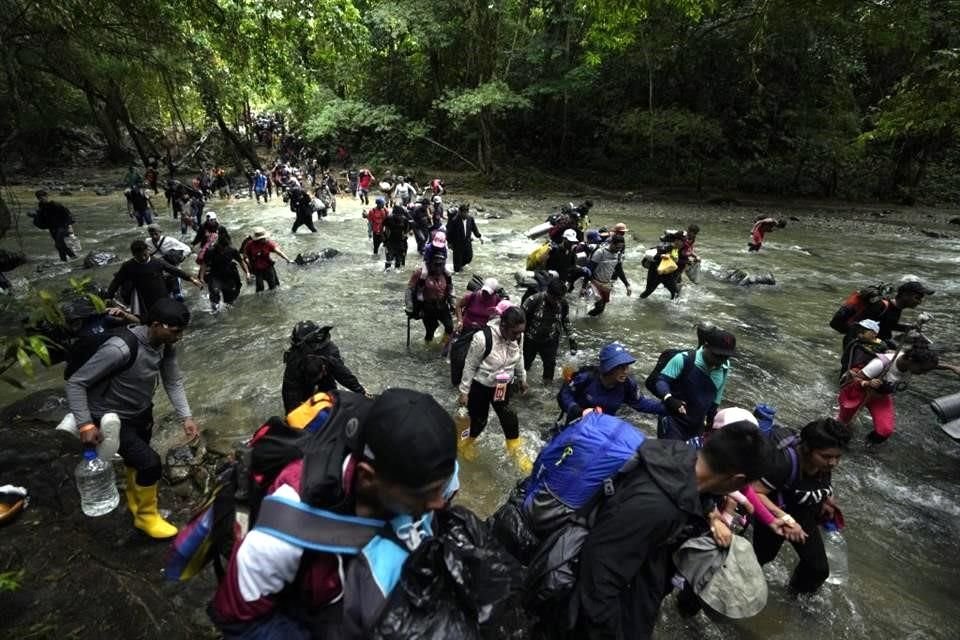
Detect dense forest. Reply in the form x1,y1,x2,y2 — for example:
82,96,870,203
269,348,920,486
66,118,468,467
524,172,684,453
1,0,958,203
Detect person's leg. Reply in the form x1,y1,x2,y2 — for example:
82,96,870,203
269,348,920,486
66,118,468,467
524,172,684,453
751,515,786,566
639,268,660,298
373,233,383,256
208,276,223,311
452,248,463,273
254,270,266,293
492,393,520,441
522,336,538,372
788,512,830,593
438,306,454,340
748,243,761,252
837,383,867,425
467,381,493,438
223,278,241,305
305,218,318,233
541,337,559,381
423,308,440,341
265,265,280,290
291,219,302,234
117,409,176,538
866,394,895,441
143,209,154,225
664,273,681,299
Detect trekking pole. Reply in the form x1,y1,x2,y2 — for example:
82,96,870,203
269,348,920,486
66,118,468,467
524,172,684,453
406,314,411,350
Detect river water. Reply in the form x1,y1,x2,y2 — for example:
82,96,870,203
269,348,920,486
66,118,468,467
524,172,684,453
2,183,959,639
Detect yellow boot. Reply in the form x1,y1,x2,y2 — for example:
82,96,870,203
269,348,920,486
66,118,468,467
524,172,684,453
123,468,138,518
132,482,178,539
505,438,533,475
458,436,478,462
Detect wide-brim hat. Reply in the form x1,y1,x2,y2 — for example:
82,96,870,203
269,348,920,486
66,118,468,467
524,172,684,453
252,226,270,240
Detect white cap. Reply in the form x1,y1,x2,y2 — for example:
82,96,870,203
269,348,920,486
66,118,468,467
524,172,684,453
711,407,759,430
205,211,218,221
858,319,880,333
562,228,578,242
481,278,499,294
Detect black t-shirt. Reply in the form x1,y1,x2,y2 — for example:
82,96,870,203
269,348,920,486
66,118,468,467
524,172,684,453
760,447,833,512
127,190,150,211
205,247,242,279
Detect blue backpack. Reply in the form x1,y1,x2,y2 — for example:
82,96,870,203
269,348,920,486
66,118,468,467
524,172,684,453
522,412,646,537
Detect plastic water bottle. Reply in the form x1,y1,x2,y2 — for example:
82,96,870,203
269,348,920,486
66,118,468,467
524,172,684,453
822,521,848,585
75,447,120,517
454,406,471,441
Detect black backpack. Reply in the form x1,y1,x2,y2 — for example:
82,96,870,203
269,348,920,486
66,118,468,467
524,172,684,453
449,325,494,386
63,327,142,380
643,348,696,396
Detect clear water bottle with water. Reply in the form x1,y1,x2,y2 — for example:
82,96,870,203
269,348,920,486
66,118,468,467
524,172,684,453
822,521,848,585
75,446,119,517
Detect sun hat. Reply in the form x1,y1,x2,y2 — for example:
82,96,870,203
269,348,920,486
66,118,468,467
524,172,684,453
481,278,500,294
252,226,270,240
857,319,880,333
599,342,636,374
673,535,768,619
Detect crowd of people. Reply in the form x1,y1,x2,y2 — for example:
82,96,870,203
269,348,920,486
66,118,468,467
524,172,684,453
23,153,959,640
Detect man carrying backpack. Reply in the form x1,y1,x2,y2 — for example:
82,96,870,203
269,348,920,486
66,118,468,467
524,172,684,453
210,388,460,638
558,343,664,424
29,190,77,262
107,240,203,315
281,321,367,413
830,279,933,350
585,235,631,317
652,327,735,443
570,421,768,639
751,418,850,593
242,227,292,292
521,278,575,383
64,299,198,539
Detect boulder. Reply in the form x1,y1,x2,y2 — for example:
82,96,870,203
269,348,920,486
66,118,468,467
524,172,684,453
83,251,118,268
0,249,27,273
920,229,949,239
949,217,960,225
294,248,340,265
724,269,776,287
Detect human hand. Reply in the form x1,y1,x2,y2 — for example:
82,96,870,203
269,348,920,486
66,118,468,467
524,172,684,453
183,417,199,440
191,276,204,288
625,286,632,297
519,381,529,395
78,424,102,447
664,396,686,415
710,518,733,548
457,393,468,406
779,518,808,542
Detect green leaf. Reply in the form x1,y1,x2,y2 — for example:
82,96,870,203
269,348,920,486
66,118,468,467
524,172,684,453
28,335,51,366
15,348,34,377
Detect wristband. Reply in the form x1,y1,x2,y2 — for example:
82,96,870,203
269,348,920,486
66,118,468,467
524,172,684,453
78,423,97,434
780,514,795,525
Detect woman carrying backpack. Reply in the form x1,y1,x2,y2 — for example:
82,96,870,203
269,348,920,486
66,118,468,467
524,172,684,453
457,303,531,472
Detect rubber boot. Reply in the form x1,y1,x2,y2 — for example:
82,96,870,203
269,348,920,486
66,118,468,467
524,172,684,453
505,438,533,475
123,468,138,518
132,482,178,539
458,436,478,462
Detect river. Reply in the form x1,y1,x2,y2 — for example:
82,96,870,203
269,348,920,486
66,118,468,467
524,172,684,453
2,183,959,639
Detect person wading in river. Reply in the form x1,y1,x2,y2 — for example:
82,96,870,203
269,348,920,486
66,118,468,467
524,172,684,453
65,299,199,539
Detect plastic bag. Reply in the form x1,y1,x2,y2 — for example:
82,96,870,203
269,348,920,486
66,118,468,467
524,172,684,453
370,506,525,640
522,521,589,612
657,254,678,275
487,484,541,565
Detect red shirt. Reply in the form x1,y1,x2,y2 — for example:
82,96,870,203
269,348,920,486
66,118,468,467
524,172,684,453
367,207,387,234
358,170,374,190
244,238,279,271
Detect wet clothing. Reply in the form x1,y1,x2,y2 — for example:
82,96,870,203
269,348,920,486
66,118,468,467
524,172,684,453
522,292,572,381
204,246,244,309
639,245,681,299
586,246,629,315
33,201,76,261
289,188,317,233
460,320,525,438
837,352,903,439
839,337,886,375
558,370,665,424
408,267,454,341
242,238,282,291
753,447,833,593
460,291,502,331
545,243,578,284
653,348,729,441
65,325,190,486
366,206,388,255
281,340,365,414
394,182,416,204
571,440,710,640
383,212,409,269
445,212,481,272
106,257,194,315
126,190,153,226
748,218,777,251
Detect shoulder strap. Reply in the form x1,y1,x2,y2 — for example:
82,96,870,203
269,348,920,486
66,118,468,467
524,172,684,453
254,495,385,554
679,349,697,379
482,325,494,360
117,328,140,373
782,445,800,488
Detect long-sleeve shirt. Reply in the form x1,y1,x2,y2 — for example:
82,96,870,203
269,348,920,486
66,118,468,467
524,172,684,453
522,292,572,342
459,320,525,394
558,370,664,420
106,257,194,314
65,325,191,425
588,246,629,287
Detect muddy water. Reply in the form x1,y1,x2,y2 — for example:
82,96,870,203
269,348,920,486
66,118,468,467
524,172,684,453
3,184,959,639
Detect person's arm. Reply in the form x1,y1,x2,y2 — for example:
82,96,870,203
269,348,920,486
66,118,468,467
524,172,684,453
454,293,471,326
470,219,482,239
458,331,486,398
574,493,677,640
65,339,131,428
232,251,250,278
613,261,631,291
935,363,960,377
558,375,585,420
197,262,208,282
159,259,202,285
105,263,127,300
326,345,365,394
654,353,688,414
159,347,197,438
271,247,292,263
624,379,666,415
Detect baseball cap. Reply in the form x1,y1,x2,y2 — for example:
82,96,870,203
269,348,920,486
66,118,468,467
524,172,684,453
562,228,578,242
703,328,737,357
147,298,191,327
711,407,758,430
857,318,880,333
599,342,636,374
494,300,515,316
205,211,218,221
673,535,768,618
362,388,457,488
898,280,934,296
146,223,162,233
613,222,628,234
481,278,499,294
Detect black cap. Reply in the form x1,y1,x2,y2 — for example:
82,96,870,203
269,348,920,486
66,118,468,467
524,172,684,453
703,327,737,357
146,298,191,327
363,388,456,488
898,280,934,296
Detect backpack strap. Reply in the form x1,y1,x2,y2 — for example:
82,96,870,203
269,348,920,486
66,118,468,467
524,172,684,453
782,444,800,489
482,325,494,360
254,494,385,554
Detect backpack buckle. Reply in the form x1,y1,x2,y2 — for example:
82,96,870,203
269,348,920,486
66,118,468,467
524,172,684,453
603,478,615,497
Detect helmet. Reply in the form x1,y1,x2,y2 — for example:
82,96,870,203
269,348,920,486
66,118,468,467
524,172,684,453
375,197,385,207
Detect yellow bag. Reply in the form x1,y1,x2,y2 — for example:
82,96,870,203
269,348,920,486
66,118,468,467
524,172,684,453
526,242,551,270
657,254,678,275
286,392,335,430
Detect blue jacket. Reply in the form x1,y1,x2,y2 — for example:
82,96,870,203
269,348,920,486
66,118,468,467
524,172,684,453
558,369,665,422
653,348,728,440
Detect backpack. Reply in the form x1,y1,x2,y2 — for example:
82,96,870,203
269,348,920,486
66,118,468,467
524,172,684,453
829,283,892,334
520,413,646,609
449,325,494,386
526,243,551,270
644,348,697,396
63,327,141,380
165,390,385,582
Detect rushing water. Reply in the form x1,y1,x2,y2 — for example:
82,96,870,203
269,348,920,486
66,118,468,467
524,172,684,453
3,184,959,639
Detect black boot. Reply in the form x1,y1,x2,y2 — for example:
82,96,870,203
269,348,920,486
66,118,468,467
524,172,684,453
865,431,889,446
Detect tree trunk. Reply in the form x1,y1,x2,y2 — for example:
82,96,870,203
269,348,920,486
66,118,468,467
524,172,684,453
214,108,261,170
85,93,131,163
